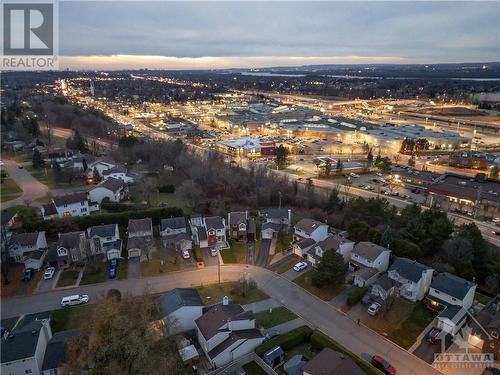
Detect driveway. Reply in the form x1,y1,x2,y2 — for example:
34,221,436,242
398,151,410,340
201,247,219,267
36,270,59,293
413,334,453,364
127,258,141,279
255,239,271,267
330,284,358,309
1,159,48,209
1,265,442,375
246,241,255,265
281,265,305,281
178,250,196,270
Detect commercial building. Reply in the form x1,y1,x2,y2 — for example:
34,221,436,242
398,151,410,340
216,137,276,157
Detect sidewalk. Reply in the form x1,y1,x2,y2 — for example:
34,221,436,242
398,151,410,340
242,298,281,313
270,317,308,334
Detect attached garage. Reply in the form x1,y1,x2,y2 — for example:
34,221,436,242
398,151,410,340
128,248,141,259
107,249,121,260
437,306,468,336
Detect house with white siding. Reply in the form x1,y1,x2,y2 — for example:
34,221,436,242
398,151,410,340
88,177,128,204
87,224,122,260
9,232,47,263
42,192,99,219
102,166,134,183
349,242,391,287
160,217,188,248
159,288,204,334
47,232,88,268
127,218,153,259
307,234,354,266
195,302,263,369
387,257,434,302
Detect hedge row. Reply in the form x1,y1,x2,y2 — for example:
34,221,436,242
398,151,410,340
347,286,368,306
255,325,312,357
158,185,175,194
100,201,138,212
309,330,383,375
194,246,203,262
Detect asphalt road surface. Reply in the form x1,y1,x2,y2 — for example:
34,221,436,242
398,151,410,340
1,265,442,375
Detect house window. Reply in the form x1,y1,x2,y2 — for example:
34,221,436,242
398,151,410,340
25,370,33,374
81,201,85,206
63,212,70,218
451,297,456,301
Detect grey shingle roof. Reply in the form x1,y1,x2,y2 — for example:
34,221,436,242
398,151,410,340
160,217,186,232
10,232,40,247
53,192,88,207
42,203,57,216
389,257,432,283
41,329,79,371
127,218,152,234
1,321,44,363
93,177,125,193
261,207,290,220
431,272,476,300
228,212,247,227
58,232,84,249
295,218,326,235
195,304,247,340
159,288,203,317
205,216,225,230
88,224,117,238
373,274,395,291
353,242,389,262
208,329,262,359
301,348,365,375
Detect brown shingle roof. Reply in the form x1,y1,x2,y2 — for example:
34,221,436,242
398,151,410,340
127,218,153,234
228,212,247,227
301,348,365,375
205,216,225,231
295,218,326,235
93,177,125,193
195,304,247,340
53,192,88,207
352,241,388,262
10,232,40,247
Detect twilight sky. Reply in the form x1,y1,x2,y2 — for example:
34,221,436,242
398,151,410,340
58,1,500,70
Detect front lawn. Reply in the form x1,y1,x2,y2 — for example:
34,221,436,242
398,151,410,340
366,299,437,349
150,192,192,214
242,362,267,375
118,257,128,280
141,244,179,277
1,178,22,194
28,168,86,189
255,306,297,329
293,270,345,301
197,281,269,305
284,342,316,360
80,261,107,285
220,240,247,264
475,292,493,305
56,270,80,288
50,304,94,333
276,258,299,274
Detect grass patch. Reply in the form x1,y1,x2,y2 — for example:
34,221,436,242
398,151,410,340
293,270,345,301
242,362,267,375
56,270,80,288
80,261,107,285
475,292,493,305
366,300,437,350
141,244,179,277
284,342,316,360
255,306,297,329
118,257,128,280
0,195,20,203
1,178,22,194
276,232,293,253
276,259,298,274
220,240,247,264
50,304,93,333
28,168,86,189
150,192,192,214
197,281,269,305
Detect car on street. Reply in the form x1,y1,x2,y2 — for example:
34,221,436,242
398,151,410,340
43,267,56,280
367,302,381,316
17,164,24,169
492,217,500,224
426,327,442,344
22,268,34,282
182,250,191,259
349,173,360,178
293,262,308,272
108,265,117,279
371,355,396,375
210,248,218,257
492,230,500,236
61,294,89,307
376,173,384,177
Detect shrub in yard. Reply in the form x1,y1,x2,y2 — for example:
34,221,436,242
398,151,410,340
107,289,122,301
158,185,175,193
347,286,368,306
255,325,313,356
310,330,382,375
232,277,257,298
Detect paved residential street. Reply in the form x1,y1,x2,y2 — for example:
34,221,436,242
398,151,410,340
1,265,442,375
1,159,48,208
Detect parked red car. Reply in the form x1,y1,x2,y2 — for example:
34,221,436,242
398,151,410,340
371,355,396,375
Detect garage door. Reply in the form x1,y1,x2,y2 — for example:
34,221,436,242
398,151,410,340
128,249,141,258
107,250,121,260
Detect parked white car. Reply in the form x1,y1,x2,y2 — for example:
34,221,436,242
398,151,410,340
349,173,360,178
210,248,218,257
43,267,55,280
293,262,308,272
367,302,382,316
61,294,89,307
182,250,191,259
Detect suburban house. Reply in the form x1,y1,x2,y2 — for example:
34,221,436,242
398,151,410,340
40,203,58,221
87,224,122,260
293,238,316,258
87,158,116,178
88,177,128,204
260,208,292,228
1,317,52,375
227,211,248,242
293,218,329,248
190,214,209,248
370,274,396,301
47,232,88,268
387,257,434,302
160,217,188,248
8,232,47,264
349,242,391,287
41,192,99,219
195,302,264,369
159,288,204,334
427,272,477,335
468,301,500,360
204,216,227,247
127,218,154,259
41,329,79,375
102,166,134,183
1,210,20,231
302,348,365,375
307,234,354,266
261,222,282,240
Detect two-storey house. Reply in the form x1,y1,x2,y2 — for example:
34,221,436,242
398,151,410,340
307,234,354,267
48,232,88,268
195,301,264,369
427,272,476,335
102,166,134,183
228,211,248,243
160,217,188,248
87,224,122,260
88,177,128,204
260,208,292,228
127,218,153,259
41,192,99,219
9,232,47,263
205,216,227,247
293,218,329,257
387,257,434,302
349,242,391,287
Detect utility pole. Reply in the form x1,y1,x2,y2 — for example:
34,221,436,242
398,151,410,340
278,191,282,209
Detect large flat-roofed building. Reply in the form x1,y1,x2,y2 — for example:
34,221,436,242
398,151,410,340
428,173,500,216
216,137,276,157
449,151,489,170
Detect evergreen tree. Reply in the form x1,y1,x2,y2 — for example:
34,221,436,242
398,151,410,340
313,250,347,287
32,149,45,169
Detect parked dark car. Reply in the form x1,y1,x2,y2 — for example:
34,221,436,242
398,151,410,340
371,355,396,375
426,327,442,344
22,268,34,282
108,259,119,279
